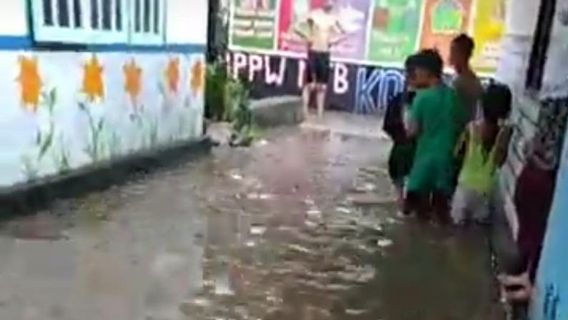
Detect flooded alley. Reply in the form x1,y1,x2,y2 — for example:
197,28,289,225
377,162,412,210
0,119,503,320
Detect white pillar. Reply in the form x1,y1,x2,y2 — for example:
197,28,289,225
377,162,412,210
495,0,543,238
495,0,542,88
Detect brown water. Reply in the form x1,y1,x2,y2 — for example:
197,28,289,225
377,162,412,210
0,125,504,320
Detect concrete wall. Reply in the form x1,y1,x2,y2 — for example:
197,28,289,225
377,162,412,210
0,1,208,190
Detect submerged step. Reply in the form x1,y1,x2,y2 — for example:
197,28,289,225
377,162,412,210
250,96,304,127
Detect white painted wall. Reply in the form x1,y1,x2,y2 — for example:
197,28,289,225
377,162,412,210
496,0,543,237
504,0,542,36
0,51,205,189
0,1,209,189
540,0,568,99
496,0,541,86
166,0,209,45
0,1,28,35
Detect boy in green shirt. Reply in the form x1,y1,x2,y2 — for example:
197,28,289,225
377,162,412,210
405,49,466,223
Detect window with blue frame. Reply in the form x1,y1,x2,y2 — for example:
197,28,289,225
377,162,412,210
30,0,165,45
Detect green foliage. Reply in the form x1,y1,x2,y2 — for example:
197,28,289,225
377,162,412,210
205,62,261,146
228,77,261,146
205,62,229,121
231,85,253,133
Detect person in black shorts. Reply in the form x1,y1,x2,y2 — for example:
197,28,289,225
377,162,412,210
383,54,418,215
295,1,345,119
305,50,331,90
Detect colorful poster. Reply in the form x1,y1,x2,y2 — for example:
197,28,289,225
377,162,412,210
277,0,372,60
276,0,309,53
470,0,506,73
367,0,424,63
230,0,278,50
419,0,473,65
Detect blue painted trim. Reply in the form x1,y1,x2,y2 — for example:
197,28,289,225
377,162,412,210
87,43,206,53
0,35,205,54
0,35,33,50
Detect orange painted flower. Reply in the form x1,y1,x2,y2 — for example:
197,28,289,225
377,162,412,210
82,55,105,102
17,56,43,112
123,59,142,105
190,60,204,97
165,57,180,94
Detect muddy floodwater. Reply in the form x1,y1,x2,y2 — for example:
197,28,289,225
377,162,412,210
0,123,504,319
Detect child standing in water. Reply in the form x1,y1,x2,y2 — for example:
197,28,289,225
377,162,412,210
451,83,513,225
383,54,418,215
449,34,484,191
405,49,467,223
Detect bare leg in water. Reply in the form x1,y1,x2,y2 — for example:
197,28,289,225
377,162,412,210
302,83,314,119
394,183,406,216
316,84,327,119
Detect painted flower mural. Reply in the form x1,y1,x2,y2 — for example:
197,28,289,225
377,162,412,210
123,59,143,106
82,55,105,102
10,52,205,189
190,60,204,97
165,57,180,94
17,56,43,112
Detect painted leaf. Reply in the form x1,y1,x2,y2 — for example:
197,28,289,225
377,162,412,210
38,126,54,160
97,118,104,132
49,88,57,107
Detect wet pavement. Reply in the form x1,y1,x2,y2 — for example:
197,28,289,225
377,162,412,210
0,117,504,319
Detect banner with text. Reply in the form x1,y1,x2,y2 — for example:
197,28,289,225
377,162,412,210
230,0,278,50
367,0,424,63
227,51,405,114
229,0,504,73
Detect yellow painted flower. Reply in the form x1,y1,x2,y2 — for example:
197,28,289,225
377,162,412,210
17,56,43,112
123,59,142,105
190,60,204,97
165,57,180,94
82,55,105,102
